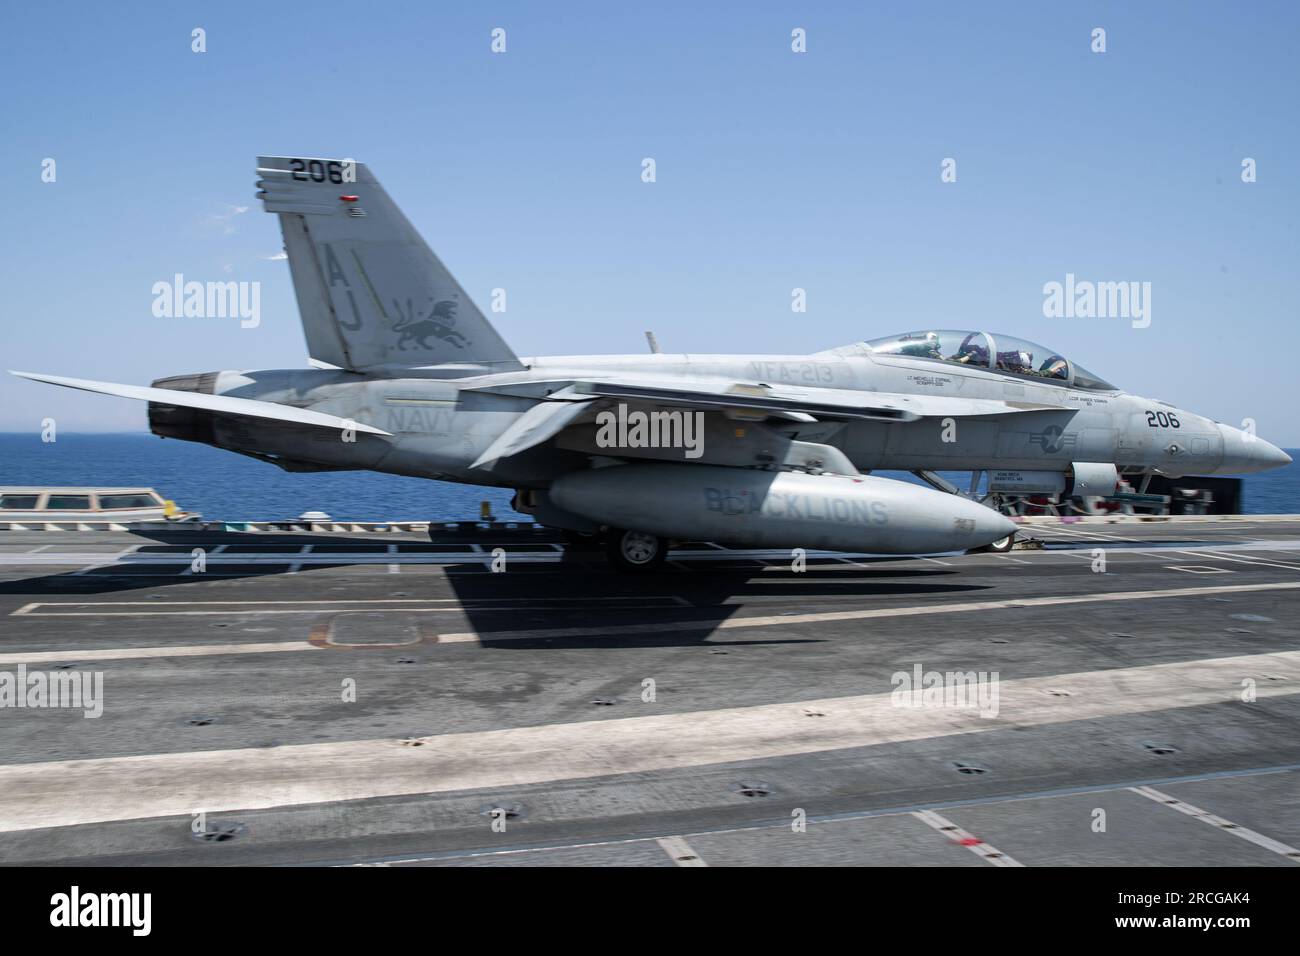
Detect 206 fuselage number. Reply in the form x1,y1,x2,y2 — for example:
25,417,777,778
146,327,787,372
289,159,347,184
1146,410,1180,428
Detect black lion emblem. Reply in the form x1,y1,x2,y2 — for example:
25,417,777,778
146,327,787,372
392,297,471,350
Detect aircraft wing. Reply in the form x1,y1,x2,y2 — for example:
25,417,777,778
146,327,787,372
465,379,1057,423
10,371,393,436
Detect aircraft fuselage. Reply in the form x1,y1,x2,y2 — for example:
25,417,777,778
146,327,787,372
148,346,1287,489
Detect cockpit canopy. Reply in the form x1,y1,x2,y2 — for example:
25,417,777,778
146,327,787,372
865,330,1115,391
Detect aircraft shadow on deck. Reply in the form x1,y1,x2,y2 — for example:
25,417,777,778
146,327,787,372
0,530,994,648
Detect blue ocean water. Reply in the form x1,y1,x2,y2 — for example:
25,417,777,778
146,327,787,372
1,433,1297,521
0,433,522,522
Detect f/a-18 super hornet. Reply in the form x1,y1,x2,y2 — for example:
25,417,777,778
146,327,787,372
13,157,1291,570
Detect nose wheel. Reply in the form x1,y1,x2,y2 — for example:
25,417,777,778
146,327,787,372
606,528,669,572
971,532,1016,554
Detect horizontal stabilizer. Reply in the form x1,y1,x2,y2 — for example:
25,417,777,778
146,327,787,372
10,371,392,436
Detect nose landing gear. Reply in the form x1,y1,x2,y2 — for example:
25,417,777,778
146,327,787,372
972,532,1016,554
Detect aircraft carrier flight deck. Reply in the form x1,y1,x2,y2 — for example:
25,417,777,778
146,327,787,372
1,516,1298,867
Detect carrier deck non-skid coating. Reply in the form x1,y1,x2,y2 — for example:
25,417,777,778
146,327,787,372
0,517,1298,866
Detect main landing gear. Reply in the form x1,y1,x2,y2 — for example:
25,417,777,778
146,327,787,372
604,528,669,572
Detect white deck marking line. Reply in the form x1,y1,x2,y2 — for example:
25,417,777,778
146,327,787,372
26,545,52,553
12,595,656,609
13,598,463,610
656,836,708,867
0,649,1296,834
1165,565,1234,574
434,580,1300,644
11,604,685,618
912,809,1024,867
357,764,1300,867
1068,525,1119,536
0,640,313,666
995,554,1032,564
10,577,1300,626
1028,525,1143,543
1173,550,1285,573
921,557,953,567
1194,549,1300,573
1130,786,1300,862
6,551,589,567
0,546,1234,568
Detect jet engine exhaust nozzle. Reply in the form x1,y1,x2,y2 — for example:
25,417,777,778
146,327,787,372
147,372,221,444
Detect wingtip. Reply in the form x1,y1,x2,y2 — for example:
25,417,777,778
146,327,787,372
8,370,51,384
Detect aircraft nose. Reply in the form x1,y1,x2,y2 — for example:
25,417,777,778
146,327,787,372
1216,423,1293,474
1257,441,1293,469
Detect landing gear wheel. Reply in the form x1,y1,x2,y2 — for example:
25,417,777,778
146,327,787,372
606,529,668,572
972,533,1016,554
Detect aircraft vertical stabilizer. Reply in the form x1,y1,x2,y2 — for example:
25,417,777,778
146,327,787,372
256,156,523,372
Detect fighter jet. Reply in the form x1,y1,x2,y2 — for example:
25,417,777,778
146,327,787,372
13,157,1291,570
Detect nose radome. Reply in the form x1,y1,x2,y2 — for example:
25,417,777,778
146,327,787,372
1255,440,1292,470
1217,423,1292,474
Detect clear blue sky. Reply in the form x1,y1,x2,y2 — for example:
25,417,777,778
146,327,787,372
2,1,1297,441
